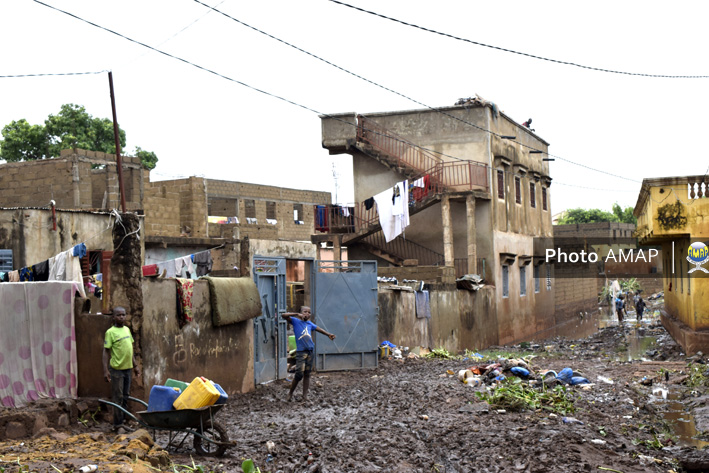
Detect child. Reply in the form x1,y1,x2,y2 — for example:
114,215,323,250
281,306,335,402
103,307,140,432
636,297,646,321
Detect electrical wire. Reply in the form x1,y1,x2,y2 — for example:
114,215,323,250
0,70,105,78
33,0,638,185
328,0,709,79
191,0,639,183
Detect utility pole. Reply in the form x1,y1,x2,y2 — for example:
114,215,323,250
108,72,127,213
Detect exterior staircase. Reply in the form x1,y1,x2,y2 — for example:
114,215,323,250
315,114,490,268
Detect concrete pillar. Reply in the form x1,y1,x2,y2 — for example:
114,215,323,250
72,161,81,208
441,194,454,267
333,236,342,262
239,236,250,277
466,194,477,275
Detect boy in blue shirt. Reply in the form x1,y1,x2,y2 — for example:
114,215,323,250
282,306,336,401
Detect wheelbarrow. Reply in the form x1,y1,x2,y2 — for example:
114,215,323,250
99,396,235,456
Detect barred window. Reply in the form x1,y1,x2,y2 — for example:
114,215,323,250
530,182,536,208
515,177,521,204
497,170,505,199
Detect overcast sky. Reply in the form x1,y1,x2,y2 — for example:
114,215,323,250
2,1,708,216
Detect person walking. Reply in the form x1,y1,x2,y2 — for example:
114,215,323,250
281,306,335,402
636,296,647,321
103,307,140,432
615,294,626,325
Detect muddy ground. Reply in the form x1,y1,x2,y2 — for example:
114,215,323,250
4,306,709,472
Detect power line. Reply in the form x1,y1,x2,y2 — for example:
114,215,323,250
328,0,709,80
0,70,105,78
191,0,639,184
33,0,638,187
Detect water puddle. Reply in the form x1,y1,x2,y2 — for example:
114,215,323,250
651,388,709,449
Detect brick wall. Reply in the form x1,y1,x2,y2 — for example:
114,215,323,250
144,184,182,237
0,149,143,211
553,266,599,323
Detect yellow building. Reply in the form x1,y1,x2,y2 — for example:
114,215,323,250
634,176,709,354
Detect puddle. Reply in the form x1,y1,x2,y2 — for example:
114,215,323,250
653,389,709,449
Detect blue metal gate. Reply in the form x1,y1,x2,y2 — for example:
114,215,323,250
253,257,288,384
313,260,378,371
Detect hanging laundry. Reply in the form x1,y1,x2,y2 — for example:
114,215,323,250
315,205,329,232
32,260,49,282
194,250,213,277
364,197,375,210
8,270,19,282
339,206,350,217
65,250,86,298
157,260,177,278
175,278,194,328
411,174,431,201
0,272,7,282
49,251,67,281
19,267,35,282
374,180,410,242
72,243,87,258
180,255,195,279
415,290,432,319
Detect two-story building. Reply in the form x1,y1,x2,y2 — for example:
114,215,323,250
319,99,555,345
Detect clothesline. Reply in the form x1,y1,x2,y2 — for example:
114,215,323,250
142,248,214,279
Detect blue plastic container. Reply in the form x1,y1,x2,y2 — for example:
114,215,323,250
213,383,229,405
147,385,181,412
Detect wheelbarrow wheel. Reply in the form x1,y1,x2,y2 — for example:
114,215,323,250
193,421,229,457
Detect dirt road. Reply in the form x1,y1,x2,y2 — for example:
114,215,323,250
2,314,709,472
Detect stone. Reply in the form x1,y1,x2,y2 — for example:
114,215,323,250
6,421,27,439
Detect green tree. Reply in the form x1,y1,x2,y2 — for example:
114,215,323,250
557,203,637,225
0,104,158,169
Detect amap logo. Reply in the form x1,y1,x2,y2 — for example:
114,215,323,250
687,241,709,274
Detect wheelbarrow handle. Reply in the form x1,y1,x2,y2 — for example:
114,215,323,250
98,398,143,425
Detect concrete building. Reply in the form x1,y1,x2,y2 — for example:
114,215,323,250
320,99,555,345
634,175,709,354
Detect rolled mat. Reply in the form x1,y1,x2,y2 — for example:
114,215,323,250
204,277,263,326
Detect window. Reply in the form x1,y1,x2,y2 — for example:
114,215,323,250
266,201,277,220
514,177,521,204
293,203,304,224
542,187,548,211
245,199,256,219
0,249,12,271
208,197,238,217
534,265,540,293
502,265,509,298
497,170,505,199
680,257,683,293
520,266,527,296
546,264,552,290
530,182,536,208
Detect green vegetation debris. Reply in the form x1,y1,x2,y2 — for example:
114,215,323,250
475,378,576,415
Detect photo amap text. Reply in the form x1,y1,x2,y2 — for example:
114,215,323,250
546,248,659,264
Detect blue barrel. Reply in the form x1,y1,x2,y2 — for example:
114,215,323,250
147,385,181,412
213,383,229,405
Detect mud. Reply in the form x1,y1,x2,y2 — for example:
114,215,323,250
3,311,709,472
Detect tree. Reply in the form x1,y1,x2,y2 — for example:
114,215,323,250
0,104,158,169
557,203,637,225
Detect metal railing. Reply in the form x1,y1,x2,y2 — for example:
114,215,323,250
356,114,489,193
363,232,444,266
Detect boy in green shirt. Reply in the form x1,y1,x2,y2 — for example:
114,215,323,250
103,307,140,432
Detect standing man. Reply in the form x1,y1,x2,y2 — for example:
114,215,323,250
282,306,335,402
103,307,140,432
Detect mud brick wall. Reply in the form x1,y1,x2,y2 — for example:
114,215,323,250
378,265,456,286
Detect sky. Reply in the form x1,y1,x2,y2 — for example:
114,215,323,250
1,1,708,216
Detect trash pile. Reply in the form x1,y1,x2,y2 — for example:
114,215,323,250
448,354,592,390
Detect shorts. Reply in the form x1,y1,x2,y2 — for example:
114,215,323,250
294,350,314,376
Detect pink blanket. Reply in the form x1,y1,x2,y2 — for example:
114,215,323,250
0,282,78,407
